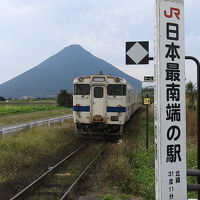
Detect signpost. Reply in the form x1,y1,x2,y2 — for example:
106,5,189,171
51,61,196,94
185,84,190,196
154,0,187,199
126,41,149,64
144,95,151,149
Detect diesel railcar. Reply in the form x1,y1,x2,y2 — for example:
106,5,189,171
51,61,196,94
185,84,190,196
73,74,141,135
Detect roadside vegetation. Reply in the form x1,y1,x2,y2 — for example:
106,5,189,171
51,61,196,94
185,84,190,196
0,107,71,126
185,80,198,198
100,108,155,200
0,121,75,199
0,98,72,126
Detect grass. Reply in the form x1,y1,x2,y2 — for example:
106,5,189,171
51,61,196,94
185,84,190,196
125,108,155,199
0,105,60,116
96,106,197,200
0,121,74,185
0,107,71,126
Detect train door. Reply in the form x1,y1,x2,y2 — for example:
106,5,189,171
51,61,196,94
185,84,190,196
91,86,106,121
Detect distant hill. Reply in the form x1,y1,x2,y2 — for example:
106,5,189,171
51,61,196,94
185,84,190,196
0,45,142,98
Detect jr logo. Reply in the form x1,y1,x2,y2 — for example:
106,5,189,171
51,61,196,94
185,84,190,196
164,7,180,20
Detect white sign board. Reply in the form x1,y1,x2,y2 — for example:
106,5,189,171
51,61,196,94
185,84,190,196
154,0,187,199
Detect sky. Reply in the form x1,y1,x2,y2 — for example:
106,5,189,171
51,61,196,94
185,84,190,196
0,0,199,85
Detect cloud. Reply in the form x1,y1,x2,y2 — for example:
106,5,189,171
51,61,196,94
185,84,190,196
0,0,199,84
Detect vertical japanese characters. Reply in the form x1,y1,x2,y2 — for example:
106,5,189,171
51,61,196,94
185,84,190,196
155,1,187,200
164,7,183,200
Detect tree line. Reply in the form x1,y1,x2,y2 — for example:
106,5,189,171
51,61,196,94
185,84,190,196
0,89,73,108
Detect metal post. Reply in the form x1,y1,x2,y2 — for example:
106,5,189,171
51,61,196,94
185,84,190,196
146,94,149,150
185,56,200,200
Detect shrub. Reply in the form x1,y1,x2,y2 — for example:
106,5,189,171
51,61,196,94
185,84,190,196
57,89,72,107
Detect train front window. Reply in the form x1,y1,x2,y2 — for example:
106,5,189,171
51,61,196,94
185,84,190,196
107,84,126,96
74,84,90,95
94,87,103,98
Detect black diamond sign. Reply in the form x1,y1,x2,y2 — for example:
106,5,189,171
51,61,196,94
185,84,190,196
126,41,149,65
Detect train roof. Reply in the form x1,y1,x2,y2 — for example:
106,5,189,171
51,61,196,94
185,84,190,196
73,74,138,91
74,74,127,83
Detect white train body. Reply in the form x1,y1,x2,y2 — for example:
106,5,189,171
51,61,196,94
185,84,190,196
73,74,141,135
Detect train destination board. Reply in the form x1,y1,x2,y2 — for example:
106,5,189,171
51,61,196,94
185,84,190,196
126,41,149,65
154,0,187,199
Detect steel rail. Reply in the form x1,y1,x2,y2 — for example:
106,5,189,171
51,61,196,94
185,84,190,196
60,143,108,200
10,143,87,200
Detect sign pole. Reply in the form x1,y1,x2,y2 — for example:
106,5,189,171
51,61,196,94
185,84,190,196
146,94,149,150
154,0,187,199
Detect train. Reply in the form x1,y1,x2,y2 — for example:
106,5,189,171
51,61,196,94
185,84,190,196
72,74,141,136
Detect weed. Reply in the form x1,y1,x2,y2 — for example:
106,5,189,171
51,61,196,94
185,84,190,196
103,145,135,194
102,194,120,200
0,121,74,184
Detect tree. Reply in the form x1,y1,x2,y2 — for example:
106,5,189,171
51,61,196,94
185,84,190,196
0,96,6,101
57,89,72,107
186,81,196,109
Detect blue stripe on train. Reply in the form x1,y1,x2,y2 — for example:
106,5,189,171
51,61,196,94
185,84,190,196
73,106,126,112
107,106,126,112
73,106,90,112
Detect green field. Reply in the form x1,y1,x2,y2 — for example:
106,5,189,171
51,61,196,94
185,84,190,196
0,105,60,116
0,99,72,126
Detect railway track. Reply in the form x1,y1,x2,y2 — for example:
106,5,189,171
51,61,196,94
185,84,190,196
10,141,108,200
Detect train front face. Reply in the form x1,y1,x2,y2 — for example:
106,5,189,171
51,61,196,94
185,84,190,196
73,75,127,135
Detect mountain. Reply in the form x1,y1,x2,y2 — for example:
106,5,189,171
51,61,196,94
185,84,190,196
0,45,142,98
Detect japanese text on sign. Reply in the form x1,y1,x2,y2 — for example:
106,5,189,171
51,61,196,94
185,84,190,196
154,0,187,200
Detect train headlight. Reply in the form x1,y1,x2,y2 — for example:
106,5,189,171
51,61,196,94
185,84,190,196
117,105,121,108
76,104,80,107
111,116,118,121
115,77,120,82
79,77,84,82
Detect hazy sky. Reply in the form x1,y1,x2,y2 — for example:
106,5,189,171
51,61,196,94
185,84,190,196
0,0,199,85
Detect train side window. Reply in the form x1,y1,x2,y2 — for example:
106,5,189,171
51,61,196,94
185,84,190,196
107,84,126,96
94,87,103,98
74,84,90,95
